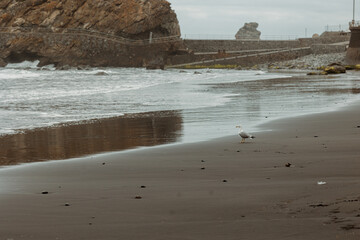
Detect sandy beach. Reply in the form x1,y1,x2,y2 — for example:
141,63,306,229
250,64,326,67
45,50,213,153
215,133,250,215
0,98,359,239
0,0,358,239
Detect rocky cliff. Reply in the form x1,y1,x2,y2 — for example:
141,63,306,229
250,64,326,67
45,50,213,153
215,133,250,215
0,0,182,67
235,22,261,40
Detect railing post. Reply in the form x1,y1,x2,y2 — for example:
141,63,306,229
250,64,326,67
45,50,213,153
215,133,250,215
353,0,356,25
149,32,153,44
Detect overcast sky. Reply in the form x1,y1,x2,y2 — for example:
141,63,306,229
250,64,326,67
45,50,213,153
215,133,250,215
170,0,355,39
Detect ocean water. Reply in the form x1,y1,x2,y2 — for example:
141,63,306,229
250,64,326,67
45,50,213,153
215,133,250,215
1,61,360,144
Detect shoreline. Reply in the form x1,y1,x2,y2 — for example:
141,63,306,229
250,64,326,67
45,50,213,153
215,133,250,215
1,90,359,170
0,95,359,239
1,64,359,148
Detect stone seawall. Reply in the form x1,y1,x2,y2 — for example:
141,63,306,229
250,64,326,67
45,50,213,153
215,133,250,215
0,29,349,68
311,44,347,55
184,40,301,53
218,48,312,67
168,35,350,68
169,48,313,68
184,35,350,53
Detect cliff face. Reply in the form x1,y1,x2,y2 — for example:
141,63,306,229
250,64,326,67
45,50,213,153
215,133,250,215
0,0,182,67
0,0,180,38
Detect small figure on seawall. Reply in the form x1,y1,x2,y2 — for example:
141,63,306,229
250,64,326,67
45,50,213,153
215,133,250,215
236,125,255,143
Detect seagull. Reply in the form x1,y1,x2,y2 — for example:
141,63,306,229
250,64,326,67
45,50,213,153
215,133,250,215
236,125,255,143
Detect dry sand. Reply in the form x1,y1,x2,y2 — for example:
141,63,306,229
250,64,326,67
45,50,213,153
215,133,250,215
0,101,360,240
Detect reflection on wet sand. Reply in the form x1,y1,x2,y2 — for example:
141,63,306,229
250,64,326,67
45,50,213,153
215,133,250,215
0,111,183,166
302,88,360,95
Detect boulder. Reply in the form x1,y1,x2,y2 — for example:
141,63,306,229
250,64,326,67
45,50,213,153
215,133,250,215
235,22,261,40
146,64,164,70
308,63,346,75
324,65,346,74
55,65,71,70
345,64,360,70
0,58,7,67
307,71,328,76
324,63,346,74
146,57,165,70
312,33,320,38
94,71,108,76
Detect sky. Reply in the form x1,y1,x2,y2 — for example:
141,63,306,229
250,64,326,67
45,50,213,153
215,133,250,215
170,0,355,39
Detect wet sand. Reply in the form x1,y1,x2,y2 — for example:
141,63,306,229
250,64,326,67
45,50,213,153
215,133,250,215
0,110,182,165
0,101,360,239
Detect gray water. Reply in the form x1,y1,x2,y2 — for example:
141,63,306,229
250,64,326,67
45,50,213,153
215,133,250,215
1,61,360,143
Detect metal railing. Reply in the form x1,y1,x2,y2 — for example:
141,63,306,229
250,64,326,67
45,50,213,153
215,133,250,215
349,21,360,28
261,35,299,40
324,24,350,32
0,27,181,45
182,33,299,41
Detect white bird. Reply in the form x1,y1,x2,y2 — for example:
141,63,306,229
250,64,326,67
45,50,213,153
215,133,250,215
236,125,255,143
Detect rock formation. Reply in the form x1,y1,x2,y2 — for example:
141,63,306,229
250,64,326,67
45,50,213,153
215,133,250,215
0,0,183,67
235,22,261,40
